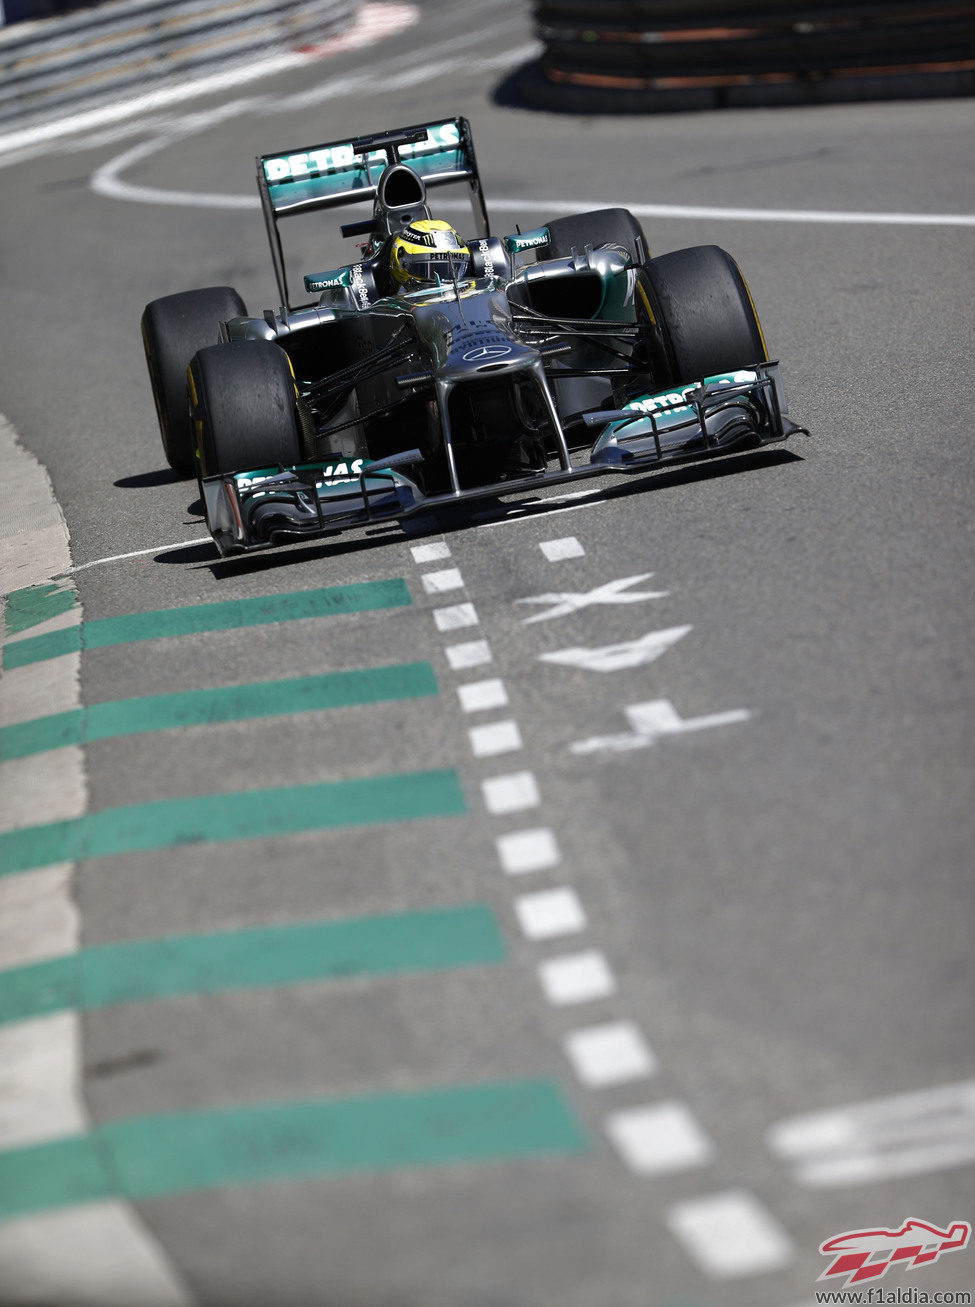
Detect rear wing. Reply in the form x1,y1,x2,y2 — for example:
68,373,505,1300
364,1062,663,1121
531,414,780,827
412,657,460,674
256,116,489,311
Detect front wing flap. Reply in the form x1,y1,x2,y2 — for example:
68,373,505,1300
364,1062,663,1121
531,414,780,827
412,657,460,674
588,363,796,467
202,458,420,556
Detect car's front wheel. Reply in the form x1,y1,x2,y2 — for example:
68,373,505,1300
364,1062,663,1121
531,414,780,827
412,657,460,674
543,207,648,266
638,245,768,387
188,341,303,478
141,286,246,477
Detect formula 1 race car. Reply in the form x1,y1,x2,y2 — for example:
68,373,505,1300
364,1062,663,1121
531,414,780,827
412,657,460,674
141,116,805,555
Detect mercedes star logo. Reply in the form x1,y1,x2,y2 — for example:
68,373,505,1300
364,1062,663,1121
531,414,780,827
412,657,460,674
461,344,512,362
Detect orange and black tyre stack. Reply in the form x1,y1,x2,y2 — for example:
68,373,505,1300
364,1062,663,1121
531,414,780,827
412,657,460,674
518,1,975,112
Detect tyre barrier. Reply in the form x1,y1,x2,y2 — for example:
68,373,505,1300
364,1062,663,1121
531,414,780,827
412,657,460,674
512,1,975,113
0,0,354,129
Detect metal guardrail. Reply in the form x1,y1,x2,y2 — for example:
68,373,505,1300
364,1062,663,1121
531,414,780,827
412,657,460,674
0,0,355,127
520,1,975,112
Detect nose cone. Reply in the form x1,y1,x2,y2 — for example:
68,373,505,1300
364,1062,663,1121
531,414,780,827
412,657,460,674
445,336,537,377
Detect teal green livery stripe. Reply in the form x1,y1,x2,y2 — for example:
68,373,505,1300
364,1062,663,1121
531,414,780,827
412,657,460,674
0,1079,587,1222
2,579,411,669
0,905,505,1026
3,582,77,636
0,662,437,761
0,769,465,878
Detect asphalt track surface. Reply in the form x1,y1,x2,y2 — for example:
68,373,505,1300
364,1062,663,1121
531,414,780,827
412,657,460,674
1,0,974,1303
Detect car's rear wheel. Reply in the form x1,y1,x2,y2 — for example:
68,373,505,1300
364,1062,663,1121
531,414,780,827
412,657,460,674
638,245,767,387
141,286,246,477
544,207,648,266
188,341,303,478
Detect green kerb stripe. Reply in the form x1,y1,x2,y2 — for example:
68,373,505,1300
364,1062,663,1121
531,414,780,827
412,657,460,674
0,905,505,1026
2,579,411,669
0,1079,587,1222
3,583,77,636
0,662,437,761
0,769,465,878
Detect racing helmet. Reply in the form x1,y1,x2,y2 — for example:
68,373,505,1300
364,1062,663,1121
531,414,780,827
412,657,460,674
390,219,470,289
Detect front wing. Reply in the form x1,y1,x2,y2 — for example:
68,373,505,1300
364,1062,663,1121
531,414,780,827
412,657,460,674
201,364,806,555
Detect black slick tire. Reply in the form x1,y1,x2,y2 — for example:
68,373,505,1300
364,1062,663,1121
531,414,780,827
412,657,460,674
639,245,767,387
544,207,647,265
189,341,303,478
141,286,246,477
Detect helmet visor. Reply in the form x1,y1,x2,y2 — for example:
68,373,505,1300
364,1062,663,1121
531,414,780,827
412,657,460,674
399,247,470,285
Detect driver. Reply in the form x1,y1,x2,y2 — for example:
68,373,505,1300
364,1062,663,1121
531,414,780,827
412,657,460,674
389,218,471,290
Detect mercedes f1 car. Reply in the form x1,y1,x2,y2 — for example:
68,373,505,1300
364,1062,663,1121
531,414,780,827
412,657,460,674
141,116,805,556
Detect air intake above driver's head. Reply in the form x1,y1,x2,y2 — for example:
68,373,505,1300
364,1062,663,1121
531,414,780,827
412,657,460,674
378,165,427,212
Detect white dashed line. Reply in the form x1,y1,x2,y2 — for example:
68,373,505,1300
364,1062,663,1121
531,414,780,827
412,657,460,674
410,541,451,563
665,1191,795,1279
457,679,508,713
606,1102,714,1174
481,771,541,815
514,887,586,940
468,719,523,758
540,536,585,561
407,528,800,1285
421,567,464,593
495,827,561,874
433,602,479,631
538,950,616,1005
445,639,493,669
564,1021,657,1087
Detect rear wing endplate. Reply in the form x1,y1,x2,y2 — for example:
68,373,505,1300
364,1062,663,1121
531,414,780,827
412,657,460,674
256,116,488,311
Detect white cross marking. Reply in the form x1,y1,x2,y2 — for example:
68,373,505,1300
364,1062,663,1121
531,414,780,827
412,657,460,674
515,573,668,624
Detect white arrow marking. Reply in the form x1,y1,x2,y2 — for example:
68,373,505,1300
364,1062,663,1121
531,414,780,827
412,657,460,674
516,573,668,624
571,699,750,754
767,1079,975,1187
539,625,692,672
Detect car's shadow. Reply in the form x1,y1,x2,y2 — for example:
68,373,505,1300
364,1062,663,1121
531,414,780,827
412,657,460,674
457,447,804,530
156,541,220,566
114,468,184,489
